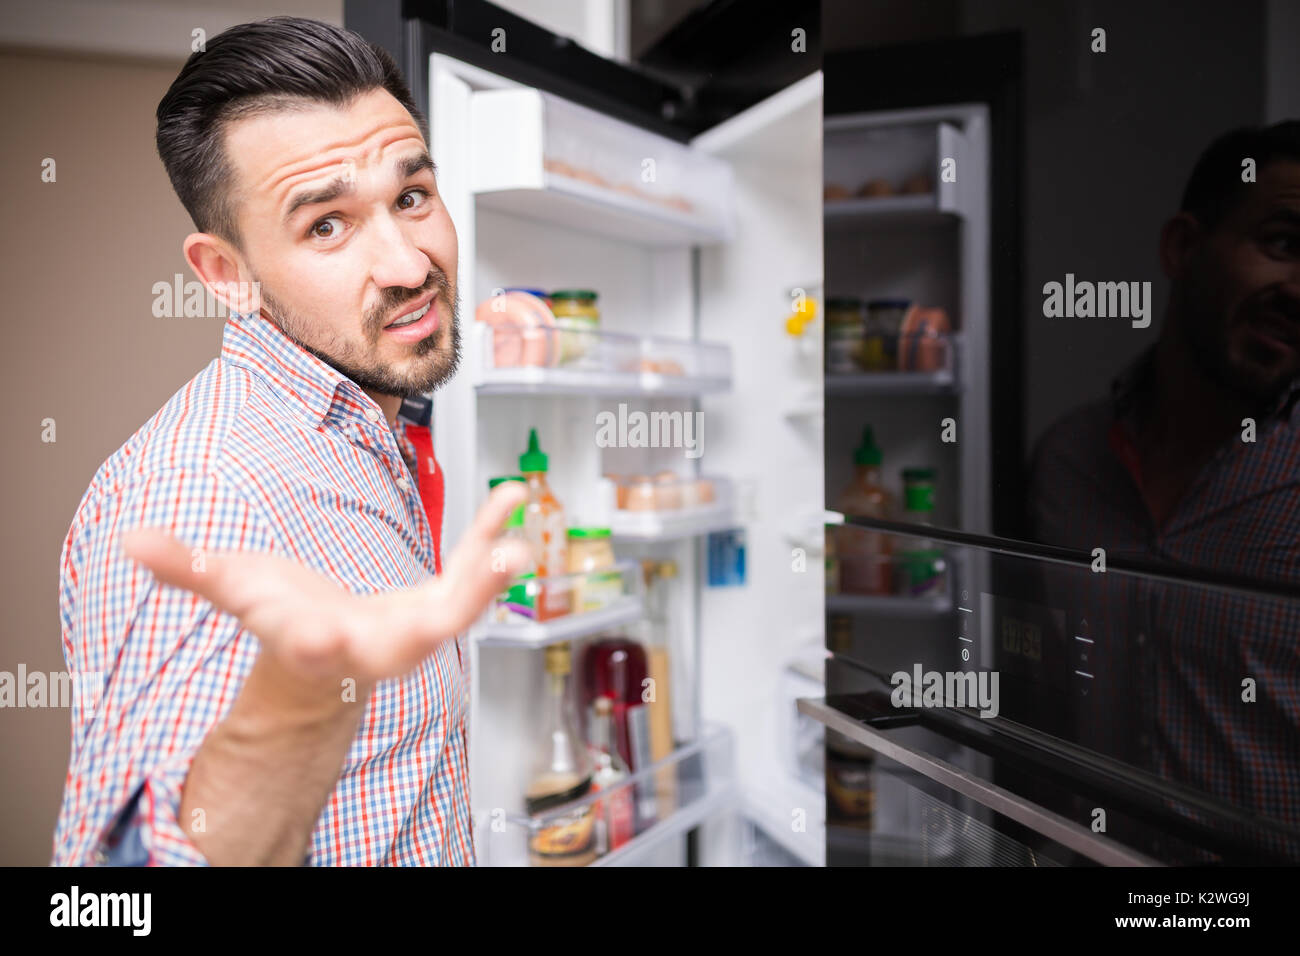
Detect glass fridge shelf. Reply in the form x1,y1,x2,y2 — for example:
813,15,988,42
473,560,644,649
606,473,735,540
472,321,732,397
477,723,737,867
825,592,953,618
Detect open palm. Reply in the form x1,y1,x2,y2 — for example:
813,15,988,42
121,482,531,685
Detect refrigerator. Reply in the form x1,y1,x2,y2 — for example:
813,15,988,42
349,0,827,866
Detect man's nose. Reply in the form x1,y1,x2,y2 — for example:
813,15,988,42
367,212,430,291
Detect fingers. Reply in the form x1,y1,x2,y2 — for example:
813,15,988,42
398,485,534,642
440,536,534,634
121,527,213,597
120,526,277,621
465,481,529,553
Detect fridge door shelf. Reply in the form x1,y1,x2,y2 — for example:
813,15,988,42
828,543,954,616
474,560,643,648
825,370,958,395
606,474,734,540
471,87,735,247
823,115,974,221
824,193,960,229
472,320,732,396
826,591,953,617
824,330,959,392
478,722,737,867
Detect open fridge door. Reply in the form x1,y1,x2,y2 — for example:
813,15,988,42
690,72,827,866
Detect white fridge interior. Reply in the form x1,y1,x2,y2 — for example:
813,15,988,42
428,51,826,866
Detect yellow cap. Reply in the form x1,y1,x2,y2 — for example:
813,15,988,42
785,298,817,336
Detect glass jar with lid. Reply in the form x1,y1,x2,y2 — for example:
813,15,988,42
550,289,600,365
825,297,863,374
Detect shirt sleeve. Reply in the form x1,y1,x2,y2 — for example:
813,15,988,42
53,467,280,866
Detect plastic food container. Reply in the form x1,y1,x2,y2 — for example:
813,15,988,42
611,473,717,511
475,291,557,368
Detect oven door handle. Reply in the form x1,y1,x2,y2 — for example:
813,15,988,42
798,696,1161,866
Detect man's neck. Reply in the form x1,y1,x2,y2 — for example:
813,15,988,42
364,389,403,428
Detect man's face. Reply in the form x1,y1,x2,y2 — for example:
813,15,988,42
1172,161,1300,402
223,87,459,397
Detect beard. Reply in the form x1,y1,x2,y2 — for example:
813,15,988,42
254,269,462,399
1179,281,1300,405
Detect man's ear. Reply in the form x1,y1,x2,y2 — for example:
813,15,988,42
182,233,262,315
1159,211,1205,281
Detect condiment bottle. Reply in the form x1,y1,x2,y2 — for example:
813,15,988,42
519,428,570,619
834,426,894,595
525,642,596,866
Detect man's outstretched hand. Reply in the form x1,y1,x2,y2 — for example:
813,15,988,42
121,481,531,690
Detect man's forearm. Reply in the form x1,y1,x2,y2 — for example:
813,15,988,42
179,652,371,865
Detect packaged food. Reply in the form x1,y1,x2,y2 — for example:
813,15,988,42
474,291,557,368
898,306,952,372
825,297,864,374
566,527,621,612
867,298,911,369
622,475,657,511
900,173,932,194
653,470,683,510
856,178,893,198
550,289,600,365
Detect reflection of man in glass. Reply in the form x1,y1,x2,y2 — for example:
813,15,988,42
1028,122,1300,861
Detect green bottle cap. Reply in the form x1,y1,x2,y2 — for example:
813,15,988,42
567,527,611,539
853,426,883,466
489,474,526,526
550,289,598,301
519,428,548,473
903,484,934,512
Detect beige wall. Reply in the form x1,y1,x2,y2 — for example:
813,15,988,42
0,48,224,864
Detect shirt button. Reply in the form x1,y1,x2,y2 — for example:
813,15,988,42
1136,632,1146,646
396,477,411,492
364,407,380,423
93,847,108,865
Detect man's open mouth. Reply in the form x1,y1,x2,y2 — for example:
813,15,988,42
386,295,435,329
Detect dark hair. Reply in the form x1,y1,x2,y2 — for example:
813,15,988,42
155,16,426,249
1180,120,1300,228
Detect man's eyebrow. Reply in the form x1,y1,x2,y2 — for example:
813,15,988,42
1258,207,1300,228
282,152,438,226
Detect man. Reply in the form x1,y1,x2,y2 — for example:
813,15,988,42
1028,121,1300,861
53,17,529,866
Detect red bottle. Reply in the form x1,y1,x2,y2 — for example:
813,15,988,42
579,634,648,769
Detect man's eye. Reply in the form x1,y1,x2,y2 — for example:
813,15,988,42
311,216,341,239
398,188,429,210
1263,234,1300,256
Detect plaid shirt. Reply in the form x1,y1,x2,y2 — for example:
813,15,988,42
53,312,472,866
1028,345,1300,860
